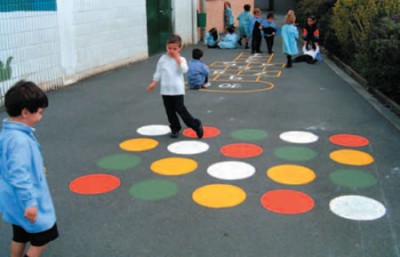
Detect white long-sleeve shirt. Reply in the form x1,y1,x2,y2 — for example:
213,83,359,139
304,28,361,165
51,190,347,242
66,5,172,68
153,54,188,95
302,45,320,60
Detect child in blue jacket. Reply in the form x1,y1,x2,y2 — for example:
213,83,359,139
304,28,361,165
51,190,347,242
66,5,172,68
0,80,58,257
218,25,238,49
188,48,210,89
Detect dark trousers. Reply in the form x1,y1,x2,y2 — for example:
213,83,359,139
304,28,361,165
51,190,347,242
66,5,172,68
264,36,275,53
294,55,317,64
162,95,200,133
251,33,262,53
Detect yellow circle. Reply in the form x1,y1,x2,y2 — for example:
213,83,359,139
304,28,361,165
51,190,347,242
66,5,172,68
119,138,159,152
151,157,198,176
192,184,246,208
267,164,316,185
330,149,374,166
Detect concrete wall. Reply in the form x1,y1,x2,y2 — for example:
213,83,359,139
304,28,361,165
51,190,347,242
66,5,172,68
0,0,196,104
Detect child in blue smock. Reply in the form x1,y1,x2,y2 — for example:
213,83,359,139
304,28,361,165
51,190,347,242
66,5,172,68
188,48,210,89
281,12,299,68
262,12,281,54
218,25,238,49
248,8,264,54
224,1,234,29
237,4,252,49
0,80,58,257
205,27,220,48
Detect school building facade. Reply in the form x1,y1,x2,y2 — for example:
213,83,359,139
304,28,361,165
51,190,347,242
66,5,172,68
0,0,294,104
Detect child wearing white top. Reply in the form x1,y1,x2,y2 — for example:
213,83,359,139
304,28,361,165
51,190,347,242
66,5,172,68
147,34,204,139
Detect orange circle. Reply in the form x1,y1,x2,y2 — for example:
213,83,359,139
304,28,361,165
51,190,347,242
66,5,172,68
330,149,374,166
260,189,314,214
69,174,121,195
329,134,369,147
220,143,263,158
183,126,221,138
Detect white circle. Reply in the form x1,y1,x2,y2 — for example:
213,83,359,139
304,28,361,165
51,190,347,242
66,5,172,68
167,141,209,155
207,161,256,180
279,131,319,144
137,125,170,136
330,195,386,221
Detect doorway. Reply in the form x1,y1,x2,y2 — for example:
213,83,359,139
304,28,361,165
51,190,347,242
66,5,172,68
146,0,173,56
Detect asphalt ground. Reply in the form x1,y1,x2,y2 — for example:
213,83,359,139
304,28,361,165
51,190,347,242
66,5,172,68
1,33,400,257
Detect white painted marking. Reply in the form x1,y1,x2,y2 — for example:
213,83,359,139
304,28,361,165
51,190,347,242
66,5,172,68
229,75,243,80
137,125,170,136
219,83,242,89
167,141,209,155
330,195,386,221
207,161,256,180
262,63,274,67
213,70,225,74
279,131,319,144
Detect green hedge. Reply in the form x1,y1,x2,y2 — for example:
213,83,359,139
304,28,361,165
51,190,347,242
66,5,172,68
296,0,400,105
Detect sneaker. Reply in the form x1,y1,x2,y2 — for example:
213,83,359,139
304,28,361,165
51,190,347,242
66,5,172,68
170,131,179,138
194,122,204,139
203,82,211,88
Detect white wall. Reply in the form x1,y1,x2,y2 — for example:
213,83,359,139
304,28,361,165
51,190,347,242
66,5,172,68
0,0,196,104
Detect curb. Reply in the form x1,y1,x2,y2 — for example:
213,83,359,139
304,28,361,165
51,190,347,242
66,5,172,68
328,54,400,116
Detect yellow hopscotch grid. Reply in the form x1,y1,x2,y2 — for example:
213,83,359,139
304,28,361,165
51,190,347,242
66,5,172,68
209,53,284,82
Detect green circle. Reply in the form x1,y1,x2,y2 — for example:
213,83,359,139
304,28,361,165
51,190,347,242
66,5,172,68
129,179,178,201
330,169,377,189
274,146,317,161
231,129,268,141
97,154,141,170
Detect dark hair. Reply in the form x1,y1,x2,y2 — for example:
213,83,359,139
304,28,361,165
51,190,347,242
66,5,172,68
167,34,182,47
267,12,274,19
226,25,235,34
5,80,48,117
192,48,203,60
244,4,250,11
209,27,219,41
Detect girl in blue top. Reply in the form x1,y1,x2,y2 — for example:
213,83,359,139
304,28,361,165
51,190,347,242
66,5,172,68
218,25,238,49
262,12,281,54
281,12,299,68
224,2,234,29
205,27,220,48
0,81,58,257
248,8,264,54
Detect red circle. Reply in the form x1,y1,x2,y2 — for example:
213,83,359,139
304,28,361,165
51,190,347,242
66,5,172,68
183,126,221,138
329,134,369,147
220,143,263,158
260,189,314,214
69,174,121,195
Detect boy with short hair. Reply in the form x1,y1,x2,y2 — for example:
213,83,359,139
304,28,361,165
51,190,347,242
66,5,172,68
0,80,58,257
188,48,210,90
147,34,204,139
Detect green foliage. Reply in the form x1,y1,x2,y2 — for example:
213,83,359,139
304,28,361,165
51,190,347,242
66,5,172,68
0,57,13,82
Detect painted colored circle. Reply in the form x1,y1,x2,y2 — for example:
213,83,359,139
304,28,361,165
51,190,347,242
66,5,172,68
97,154,141,170
220,143,263,158
260,189,315,214
279,131,319,144
329,134,369,147
119,138,159,152
183,126,220,138
274,146,317,161
167,141,209,155
151,157,198,176
230,129,268,141
330,149,374,166
207,161,256,180
329,169,377,189
69,174,120,195
129,179,178,201
330,195,386,221
192,184,246,208
267,165,316,185
137,125,170,136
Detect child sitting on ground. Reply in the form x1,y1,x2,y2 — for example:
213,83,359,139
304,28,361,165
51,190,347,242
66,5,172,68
188,48,210,90
205,27,220,48
218,25,238,49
